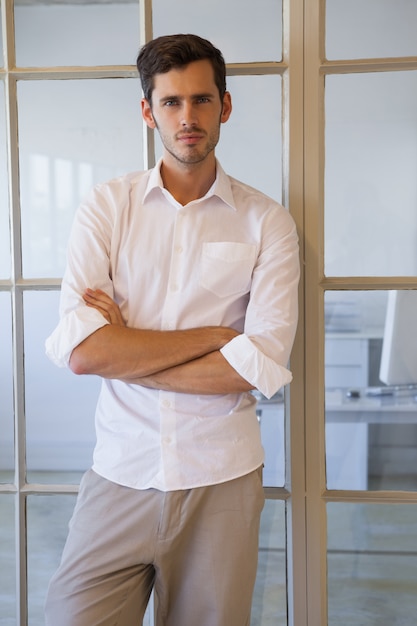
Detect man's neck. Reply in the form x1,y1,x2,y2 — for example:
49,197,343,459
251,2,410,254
160,155,216,206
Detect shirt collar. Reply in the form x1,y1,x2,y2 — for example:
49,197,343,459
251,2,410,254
143,158,237,211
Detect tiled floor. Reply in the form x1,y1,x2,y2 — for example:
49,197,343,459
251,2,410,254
327,499,417,625
1,474,417,625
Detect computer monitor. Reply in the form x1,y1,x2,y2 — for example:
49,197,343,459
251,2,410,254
379,290,417,387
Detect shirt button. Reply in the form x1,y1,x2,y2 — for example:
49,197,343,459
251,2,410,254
161,399,171,408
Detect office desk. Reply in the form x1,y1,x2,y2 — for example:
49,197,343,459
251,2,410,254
325,389,417,489
257,391,417,490
326,388,417,424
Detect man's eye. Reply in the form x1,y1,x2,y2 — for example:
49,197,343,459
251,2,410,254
164,100,178,106
197,97,210,103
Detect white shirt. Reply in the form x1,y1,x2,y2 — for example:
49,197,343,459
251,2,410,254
46,160,299,491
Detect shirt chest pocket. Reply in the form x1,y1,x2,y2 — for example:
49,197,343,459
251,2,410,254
200,242,257,298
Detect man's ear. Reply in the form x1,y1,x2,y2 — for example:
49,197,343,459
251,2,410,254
141,98,156,129
220,91,232,124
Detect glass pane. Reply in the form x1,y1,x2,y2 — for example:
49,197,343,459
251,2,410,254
24,291,100,483
0,495,16,624
326,0,417,60
27,494,76,625
253,391,285,487
18,78,143,279
325,71,417,277
325,290,417,491
220,75,282,202
153,0,282,63
327,502,417,624
252,499,287,624
0,81,10,279
15,1,139,67
0,292,14,483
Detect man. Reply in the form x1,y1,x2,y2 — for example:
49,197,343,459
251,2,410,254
45,33,299,626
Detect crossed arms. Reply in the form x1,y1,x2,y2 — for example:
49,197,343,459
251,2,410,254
69,289,254,395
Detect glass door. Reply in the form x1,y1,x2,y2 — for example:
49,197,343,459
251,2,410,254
305,1,417,623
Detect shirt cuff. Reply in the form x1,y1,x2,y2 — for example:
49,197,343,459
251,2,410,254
220,333,293,399
45,307,109,368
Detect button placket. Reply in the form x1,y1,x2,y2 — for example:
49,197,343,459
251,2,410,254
161,210,185,331
158,390,179,485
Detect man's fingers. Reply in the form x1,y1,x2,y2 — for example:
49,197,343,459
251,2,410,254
83,289,125,326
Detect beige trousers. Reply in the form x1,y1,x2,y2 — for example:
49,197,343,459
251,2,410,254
45,468,264,626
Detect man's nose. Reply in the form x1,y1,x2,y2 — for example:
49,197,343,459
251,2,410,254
181,102,197,126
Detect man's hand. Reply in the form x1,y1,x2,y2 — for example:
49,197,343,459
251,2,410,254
83,289,125,326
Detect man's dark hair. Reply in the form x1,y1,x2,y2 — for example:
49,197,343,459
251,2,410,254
136,34,227,105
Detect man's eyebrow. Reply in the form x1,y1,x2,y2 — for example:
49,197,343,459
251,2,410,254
159,95,180,103
191,92,216,99
158,92,216,103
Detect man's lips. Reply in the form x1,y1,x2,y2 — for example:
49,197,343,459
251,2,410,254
177,133,204,144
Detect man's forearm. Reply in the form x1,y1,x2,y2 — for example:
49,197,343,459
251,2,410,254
69,323,239,379
128,350,254,395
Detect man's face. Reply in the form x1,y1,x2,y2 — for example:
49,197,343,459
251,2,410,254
142,59,232,167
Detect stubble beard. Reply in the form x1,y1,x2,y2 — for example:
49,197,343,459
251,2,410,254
154,118,221,167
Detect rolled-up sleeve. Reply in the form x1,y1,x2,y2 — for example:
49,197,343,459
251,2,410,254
221,205,300,399
45,182,118,369
45,307,109,368
220,333,293,398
